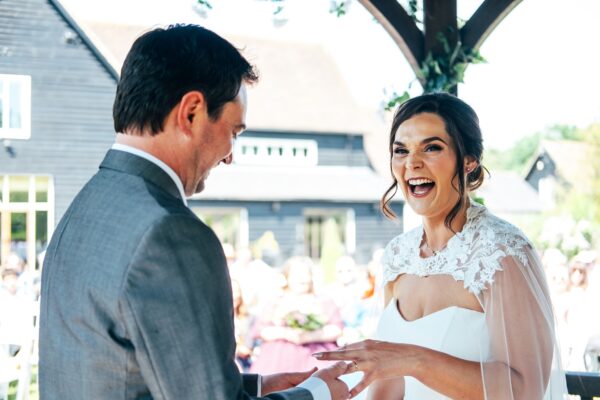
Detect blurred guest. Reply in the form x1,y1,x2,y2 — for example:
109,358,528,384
250,256,342,374
231,278,254,371
328,256,371,346
231,247,285,314
3,253,38,300
564,251,599,370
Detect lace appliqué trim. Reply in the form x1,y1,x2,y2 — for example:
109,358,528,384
381,202,532,295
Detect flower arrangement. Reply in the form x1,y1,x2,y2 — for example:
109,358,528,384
284,311,325,332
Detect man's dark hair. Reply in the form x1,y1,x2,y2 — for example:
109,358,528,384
113,24,258,135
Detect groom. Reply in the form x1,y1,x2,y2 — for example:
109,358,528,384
39,24,349,399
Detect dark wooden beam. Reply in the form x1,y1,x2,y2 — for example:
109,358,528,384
461,0,523,51
357,0,424,77
423,0,458,94
424,0,458,57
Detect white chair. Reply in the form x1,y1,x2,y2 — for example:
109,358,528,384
0,298,38,400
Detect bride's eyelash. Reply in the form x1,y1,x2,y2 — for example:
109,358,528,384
425,144,442,152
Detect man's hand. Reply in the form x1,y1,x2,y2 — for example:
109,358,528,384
313,361,350,400
262,367,317,395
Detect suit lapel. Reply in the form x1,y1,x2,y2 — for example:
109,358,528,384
99,150,183,202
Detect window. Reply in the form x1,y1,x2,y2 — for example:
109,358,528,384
0,74,32,139
0,175,53,270
233,137,318,166
304,209,355,259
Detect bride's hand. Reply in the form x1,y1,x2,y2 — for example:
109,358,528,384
313,339,425,398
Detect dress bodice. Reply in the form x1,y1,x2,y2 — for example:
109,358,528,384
374,300,492,399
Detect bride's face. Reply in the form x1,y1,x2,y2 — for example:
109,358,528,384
392,112,462,221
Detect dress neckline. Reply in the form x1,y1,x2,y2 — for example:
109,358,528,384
416,200,483,260
390,297,484,323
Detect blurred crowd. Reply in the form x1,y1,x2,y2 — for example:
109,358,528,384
543,248,600,372
223,244,384,374
1,242,599,375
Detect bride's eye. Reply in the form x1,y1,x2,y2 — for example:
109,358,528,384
394,147,408,155
424,144,442,152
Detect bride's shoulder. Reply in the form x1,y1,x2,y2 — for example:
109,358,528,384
470,204,532,250
383,226,421,256
380,227,421,283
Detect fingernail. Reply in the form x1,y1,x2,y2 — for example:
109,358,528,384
312,353,323,359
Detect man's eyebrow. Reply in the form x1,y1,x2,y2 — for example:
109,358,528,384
393,136,448,146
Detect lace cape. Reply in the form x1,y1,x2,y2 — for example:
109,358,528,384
381,201,533,295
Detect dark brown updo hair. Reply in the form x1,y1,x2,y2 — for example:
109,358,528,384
381,93,486,230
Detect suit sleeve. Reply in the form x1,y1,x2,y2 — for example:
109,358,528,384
119,214,312,400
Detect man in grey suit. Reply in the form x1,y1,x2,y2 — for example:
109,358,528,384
39,24,350,399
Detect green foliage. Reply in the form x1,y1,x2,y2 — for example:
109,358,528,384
329,1,349,17
484,124,584,176
420,32,486,94
544,124,580,141
384,90,410,111
284,311,325,331
384,31,486,111
471,195,485,205
407,0,420,23
196,0,212,10
484,133,541,175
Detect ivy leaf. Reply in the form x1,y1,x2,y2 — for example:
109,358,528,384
329,2,347,17
197,0,212,9
384,91,411,111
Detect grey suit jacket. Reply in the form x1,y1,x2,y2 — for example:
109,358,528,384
39,150,312,400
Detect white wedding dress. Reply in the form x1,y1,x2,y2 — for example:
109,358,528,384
370,201,567,399
375,301,491,399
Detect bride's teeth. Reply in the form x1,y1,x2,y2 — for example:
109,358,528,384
408,178,433,185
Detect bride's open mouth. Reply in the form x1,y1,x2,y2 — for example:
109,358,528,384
407,178,435,197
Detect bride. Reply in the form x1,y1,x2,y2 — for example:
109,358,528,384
314,93,566,399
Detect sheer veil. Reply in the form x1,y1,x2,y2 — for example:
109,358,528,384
381,201,568,398
478,245,567,399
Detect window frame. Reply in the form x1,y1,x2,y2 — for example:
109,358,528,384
0,74,32,140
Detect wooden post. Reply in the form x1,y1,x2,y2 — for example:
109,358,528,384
423,0,458,94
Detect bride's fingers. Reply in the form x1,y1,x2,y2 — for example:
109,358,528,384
313,349,361,360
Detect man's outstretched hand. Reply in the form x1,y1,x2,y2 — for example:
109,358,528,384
314,362,351,400
262,367,317,394
262,362,350,399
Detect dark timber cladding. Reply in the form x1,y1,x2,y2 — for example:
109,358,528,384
0,0,118,219
357,0,522,94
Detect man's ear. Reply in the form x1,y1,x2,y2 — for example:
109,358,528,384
176,91,207,136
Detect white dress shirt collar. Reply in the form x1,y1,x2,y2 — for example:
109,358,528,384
111,143,188,206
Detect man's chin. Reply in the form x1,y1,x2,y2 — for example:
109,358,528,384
193,181,206,195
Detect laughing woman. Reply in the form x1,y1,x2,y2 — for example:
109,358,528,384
315,93,566,399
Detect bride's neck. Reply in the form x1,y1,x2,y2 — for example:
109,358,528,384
422,201,470,250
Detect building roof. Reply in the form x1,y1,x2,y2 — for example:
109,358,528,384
477,170,542,214
535,140,595,188
49,0,119,82
71,21,391,175
191,165,391,202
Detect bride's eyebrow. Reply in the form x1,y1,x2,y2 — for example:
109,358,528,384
421,136,447,145
393,136,448,146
